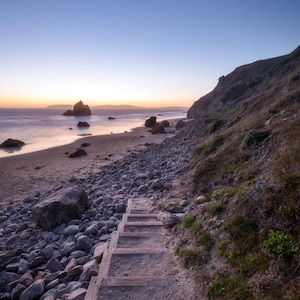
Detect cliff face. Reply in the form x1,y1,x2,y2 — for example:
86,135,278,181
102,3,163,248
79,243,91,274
187,46,300,118
175,46,300,299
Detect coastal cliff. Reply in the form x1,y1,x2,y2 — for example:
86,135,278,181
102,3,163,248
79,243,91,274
173,46,300,298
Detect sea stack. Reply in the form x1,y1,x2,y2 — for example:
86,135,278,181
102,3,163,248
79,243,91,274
63,100,91,116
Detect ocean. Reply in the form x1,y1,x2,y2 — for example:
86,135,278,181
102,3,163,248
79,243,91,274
0,107,187,158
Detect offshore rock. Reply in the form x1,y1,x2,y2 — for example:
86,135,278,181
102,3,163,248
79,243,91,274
63,101,91,116
32,187,89,229
77,121,90,127
0,138,25,148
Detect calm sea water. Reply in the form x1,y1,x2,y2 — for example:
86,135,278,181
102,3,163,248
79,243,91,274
0,108,187,158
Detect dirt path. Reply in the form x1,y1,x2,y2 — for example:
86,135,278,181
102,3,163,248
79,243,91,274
85,198,198,300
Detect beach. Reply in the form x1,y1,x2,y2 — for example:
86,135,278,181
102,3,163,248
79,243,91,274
0,117,196,299
0,124,175,210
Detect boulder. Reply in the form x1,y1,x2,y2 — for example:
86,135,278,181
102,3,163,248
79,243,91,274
145,116,157,128
159,120,170,127
151,125,165,134
69,149,87,158
175,119,186,129
0,138,25,148
157,212,182,228
32,187,89,229
81,142,90,147
63,101,91,116
77,121,90,127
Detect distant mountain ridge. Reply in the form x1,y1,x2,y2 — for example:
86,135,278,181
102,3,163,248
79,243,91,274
46,104,187,110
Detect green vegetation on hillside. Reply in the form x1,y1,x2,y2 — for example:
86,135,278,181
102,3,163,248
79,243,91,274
176,46,300,299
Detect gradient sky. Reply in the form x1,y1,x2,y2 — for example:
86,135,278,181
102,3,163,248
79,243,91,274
0,0,299,108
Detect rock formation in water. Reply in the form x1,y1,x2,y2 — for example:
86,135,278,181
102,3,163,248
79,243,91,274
63,101,91,116
0,138,25,148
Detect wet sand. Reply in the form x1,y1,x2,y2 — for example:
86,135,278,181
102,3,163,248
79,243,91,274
0,125,175,210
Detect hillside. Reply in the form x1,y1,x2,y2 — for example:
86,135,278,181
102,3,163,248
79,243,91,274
171,46,300,299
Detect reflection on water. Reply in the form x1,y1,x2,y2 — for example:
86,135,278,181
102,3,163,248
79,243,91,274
0,108,187,158
0,145,24,154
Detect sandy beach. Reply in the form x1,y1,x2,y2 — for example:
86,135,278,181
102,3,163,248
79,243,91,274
0,124,175,210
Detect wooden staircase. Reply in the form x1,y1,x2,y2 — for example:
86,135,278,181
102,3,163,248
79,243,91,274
85,198,180,299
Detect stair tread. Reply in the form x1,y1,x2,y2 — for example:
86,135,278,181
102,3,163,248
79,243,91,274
101,275,175,287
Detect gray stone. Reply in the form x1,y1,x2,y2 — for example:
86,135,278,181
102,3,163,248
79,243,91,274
32,187,89,229
11,283,26,300
79,259,98,282
40,245,55,260
65,288,86,300
20,279,45,300
18,258,30,274
84,223,99,236
137,185,148,194
93,242,108,263
63,225,80,236
46,257,64,272
157,211,182,228
62,242,77,256
76,235,92,252
69,149,88,158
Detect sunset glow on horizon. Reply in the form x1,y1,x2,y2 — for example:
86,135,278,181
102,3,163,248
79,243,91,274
1,1,299,109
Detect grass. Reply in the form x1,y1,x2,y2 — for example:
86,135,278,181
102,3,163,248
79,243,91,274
193,135,224,158
179,249,207,269
241,129,270,149
182,215,196,228
209,203,225,215
211,119,226,133
208,272,254,299
223,215,257,248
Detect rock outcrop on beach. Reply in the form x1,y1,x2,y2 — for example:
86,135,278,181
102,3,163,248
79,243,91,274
63,101,91,116
145,116,157,127
68,148,88,158
0,138,25,148
32,187,90,229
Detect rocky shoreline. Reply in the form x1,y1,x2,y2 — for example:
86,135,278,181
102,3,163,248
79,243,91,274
0,126,192,300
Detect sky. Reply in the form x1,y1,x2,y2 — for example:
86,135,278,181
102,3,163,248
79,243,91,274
0,0,299,108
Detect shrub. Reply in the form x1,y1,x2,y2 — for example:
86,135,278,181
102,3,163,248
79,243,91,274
209,203,225,215
208,275,253,299
223,215,257,251
262,230,299,260
179,249,206,268
211,119,226,133
241,129,270,149
194,135,224,158
182,215,196,228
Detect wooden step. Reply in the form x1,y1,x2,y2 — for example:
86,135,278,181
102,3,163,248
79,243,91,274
102,276,174,286
123,221,164,232
126,213,159,222
98,276,178,300
116,232,167,249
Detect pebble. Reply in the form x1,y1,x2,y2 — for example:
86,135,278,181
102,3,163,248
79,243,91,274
0,128,192,299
